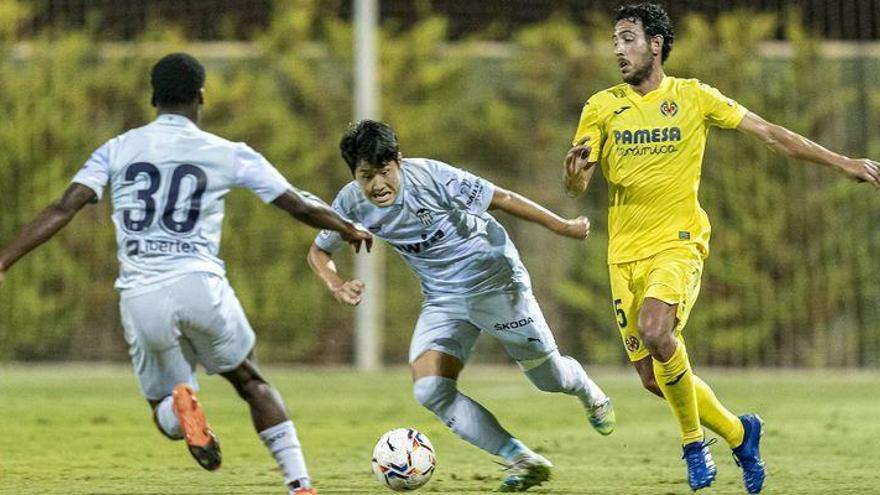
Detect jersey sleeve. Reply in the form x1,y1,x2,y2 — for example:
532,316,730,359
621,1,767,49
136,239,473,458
71,139,112,200
313,192,351,253
429,160,495,214
233,143,294,203
572,96,603,162
697,83,747,129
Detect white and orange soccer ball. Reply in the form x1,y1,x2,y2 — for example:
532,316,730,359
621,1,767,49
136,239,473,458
371,428,436,491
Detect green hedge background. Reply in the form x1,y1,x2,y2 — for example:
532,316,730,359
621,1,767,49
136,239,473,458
1,1,878,367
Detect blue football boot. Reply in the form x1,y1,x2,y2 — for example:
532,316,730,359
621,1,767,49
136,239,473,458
682,439,717,491
732,414,766,494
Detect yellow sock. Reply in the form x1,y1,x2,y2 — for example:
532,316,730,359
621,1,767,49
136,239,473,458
653,342,702,445
693,375,744,448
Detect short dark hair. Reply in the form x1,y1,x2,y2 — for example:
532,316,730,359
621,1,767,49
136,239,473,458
615,3,674,63
151,53,206,107
339,120,400,174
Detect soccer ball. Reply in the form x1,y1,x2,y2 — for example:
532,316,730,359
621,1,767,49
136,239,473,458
371,428,436,491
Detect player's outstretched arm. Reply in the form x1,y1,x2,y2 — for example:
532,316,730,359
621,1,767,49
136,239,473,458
272,189,373,252
489,187,590,240
563,137,598,197
306,243,365,306
737,111,880,188
0,183,96,285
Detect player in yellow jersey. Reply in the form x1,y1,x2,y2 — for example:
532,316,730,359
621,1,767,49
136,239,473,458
564,3,880,493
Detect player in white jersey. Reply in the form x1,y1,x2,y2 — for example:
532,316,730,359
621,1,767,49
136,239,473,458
308,120,615,492
0,53,372,495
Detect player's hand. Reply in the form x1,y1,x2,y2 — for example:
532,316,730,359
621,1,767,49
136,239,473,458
564,137,594,196
332,279,365,305
841,158,880,188
559,216,591,240
341,223,374,253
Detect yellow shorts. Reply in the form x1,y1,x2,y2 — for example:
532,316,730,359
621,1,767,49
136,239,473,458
608,245,704,362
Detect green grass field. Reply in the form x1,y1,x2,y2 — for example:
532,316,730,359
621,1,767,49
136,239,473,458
1,364,877,494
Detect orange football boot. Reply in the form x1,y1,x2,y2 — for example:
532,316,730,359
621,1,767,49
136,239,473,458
172,384,222,471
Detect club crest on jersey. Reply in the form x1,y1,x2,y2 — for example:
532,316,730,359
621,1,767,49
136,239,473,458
625,335,641,352
415,208,434,226
660,100,678,117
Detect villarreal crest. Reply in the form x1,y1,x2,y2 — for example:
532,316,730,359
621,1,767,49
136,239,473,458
660,100,679,117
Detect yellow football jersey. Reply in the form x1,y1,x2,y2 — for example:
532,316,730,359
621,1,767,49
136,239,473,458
572,76,746,264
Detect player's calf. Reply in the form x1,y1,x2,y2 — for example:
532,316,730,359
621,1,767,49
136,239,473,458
633,359,665,398
524,351,614,435
221,361,314,493
222,358,290,430
413,376,515,454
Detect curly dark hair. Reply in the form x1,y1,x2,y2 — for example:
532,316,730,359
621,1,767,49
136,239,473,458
615,3,674,63
339,120,400,174
150,53,205,107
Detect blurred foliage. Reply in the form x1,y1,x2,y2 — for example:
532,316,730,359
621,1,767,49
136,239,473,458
0,0,877,366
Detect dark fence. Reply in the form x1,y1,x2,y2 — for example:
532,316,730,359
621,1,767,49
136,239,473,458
1,3,878,367
24,0,880,40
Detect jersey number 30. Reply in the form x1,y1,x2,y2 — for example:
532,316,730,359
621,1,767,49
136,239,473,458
122,162,207,234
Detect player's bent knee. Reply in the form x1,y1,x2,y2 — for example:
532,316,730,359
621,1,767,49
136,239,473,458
642,337,663,358
231,374,273,403
247,379,274,399
639,318,674,356
524,359,564,393
638,314,662,340
524,352,581,394
639,305,676,342
221,359,273,401
413,376,457,412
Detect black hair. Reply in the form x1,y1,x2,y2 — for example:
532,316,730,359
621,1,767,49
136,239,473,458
615,3,674,63
150,53,206,107
339,120,400,174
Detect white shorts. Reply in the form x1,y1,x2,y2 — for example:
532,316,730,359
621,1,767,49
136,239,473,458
408,289,558,365
119,273,256,401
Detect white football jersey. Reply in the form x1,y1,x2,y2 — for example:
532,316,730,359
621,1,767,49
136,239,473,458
315,159,530,299
73,114,294,292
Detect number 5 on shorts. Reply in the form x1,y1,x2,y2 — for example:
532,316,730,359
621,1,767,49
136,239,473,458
613,298,628,328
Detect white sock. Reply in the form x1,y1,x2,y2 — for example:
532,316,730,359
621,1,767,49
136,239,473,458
259,420,309,487
497,438,537,462
581,374,609,408
156,395,182,439
413,376,514,456
524,351,608,408
288,477,311,491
